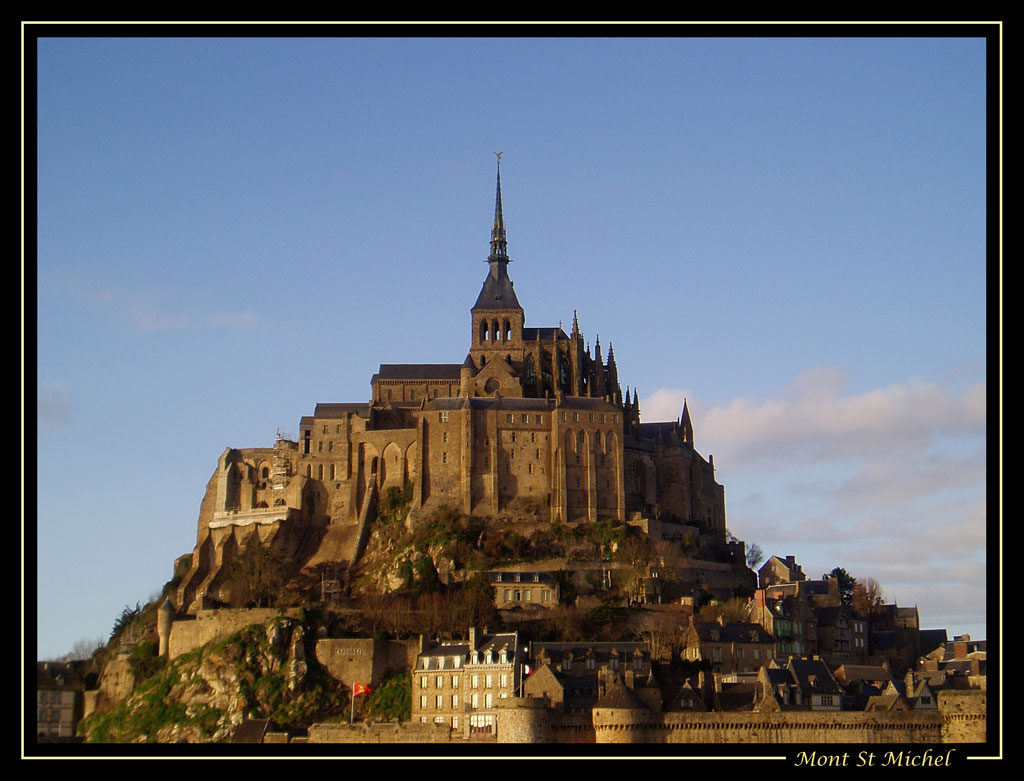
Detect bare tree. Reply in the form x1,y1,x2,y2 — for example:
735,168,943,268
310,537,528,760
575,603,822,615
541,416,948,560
851,578,885,617
634,613,686,662
59,636,105,662
615,535,652,604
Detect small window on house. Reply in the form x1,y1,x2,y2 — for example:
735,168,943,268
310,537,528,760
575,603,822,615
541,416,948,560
439,412,448,422
442,452,448,464
536,415,543,424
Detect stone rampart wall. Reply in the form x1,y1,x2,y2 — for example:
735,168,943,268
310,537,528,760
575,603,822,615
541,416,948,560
633,711,944,744
307,721,451,744
166,608,302,659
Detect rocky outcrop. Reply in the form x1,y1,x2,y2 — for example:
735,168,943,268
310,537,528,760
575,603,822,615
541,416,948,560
80,618,341,743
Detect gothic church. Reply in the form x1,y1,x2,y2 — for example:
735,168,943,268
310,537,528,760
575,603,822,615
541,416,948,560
176,162,728,614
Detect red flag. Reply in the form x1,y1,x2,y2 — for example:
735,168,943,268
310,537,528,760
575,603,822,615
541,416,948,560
353,682,371,696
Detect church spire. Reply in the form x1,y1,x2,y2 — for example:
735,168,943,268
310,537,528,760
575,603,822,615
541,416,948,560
489,152,508,262
472,154,521,312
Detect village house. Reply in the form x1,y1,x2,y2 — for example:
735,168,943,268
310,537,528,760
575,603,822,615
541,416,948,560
681,615,774,674
411,626,524,739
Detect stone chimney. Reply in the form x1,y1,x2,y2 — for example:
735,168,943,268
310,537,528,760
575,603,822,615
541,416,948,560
468,626,477,653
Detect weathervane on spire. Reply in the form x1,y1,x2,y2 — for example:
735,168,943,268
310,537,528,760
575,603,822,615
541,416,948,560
495,151,502,163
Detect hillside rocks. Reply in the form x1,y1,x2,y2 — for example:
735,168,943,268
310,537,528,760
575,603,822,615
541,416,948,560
81,618,341,743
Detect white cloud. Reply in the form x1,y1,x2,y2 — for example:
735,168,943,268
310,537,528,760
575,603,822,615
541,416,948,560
643,366,989,637
644,368,985,467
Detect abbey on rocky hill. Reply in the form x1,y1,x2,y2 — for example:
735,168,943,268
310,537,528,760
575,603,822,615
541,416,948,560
176,160,729,615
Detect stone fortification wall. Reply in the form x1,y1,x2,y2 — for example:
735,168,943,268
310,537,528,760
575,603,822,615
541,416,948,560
505,693,984,745
938,690,987,743
625,711,945,744
314,637,415,688
307,721,451,744
166,608,302,660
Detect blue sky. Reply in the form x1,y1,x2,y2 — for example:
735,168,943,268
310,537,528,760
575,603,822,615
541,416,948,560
33,32,992,660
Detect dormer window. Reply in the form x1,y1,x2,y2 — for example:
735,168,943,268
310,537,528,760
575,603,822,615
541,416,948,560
438,656,445,670
486,651,493,664
422,657,430,670
473,652,480,664
500,650,507,664
454,656,462,668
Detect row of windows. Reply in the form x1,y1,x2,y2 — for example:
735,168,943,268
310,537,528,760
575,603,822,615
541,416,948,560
420,692,505,710
561,411,618,424
418,672,510,690
383,386,454,402
505,413,545,425
421,674,460,689
305,463,339,480
502,588,553,603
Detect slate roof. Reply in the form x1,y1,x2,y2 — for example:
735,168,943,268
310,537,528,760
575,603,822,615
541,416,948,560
522,326,570,341
595,675,647,710
833,664,893,684
531,642,649,665
232,718,271,743
371,364,464,381
787,659,842,695
716,682,760,711
473,266,522,311
691,621,773,645
313,402,371,418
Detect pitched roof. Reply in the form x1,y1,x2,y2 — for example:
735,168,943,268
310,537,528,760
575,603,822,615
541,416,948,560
531,641,649,664
371,364,464,381
473,266,522,311
833,664,893,684
787,659,842,695
523,326,569,341
313,402,371,418
691,621,773,644
232,718,271,743
595,675,647,710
